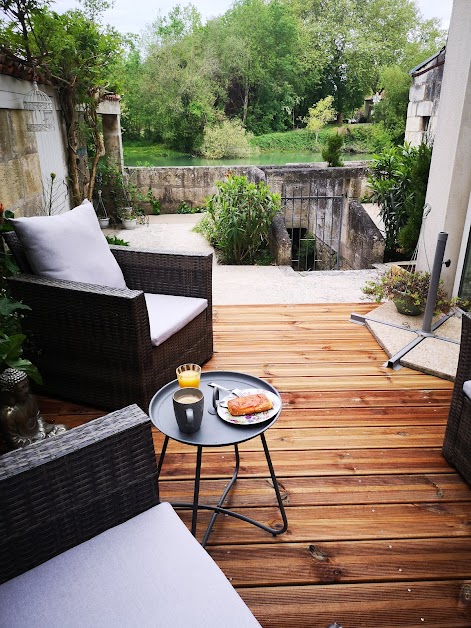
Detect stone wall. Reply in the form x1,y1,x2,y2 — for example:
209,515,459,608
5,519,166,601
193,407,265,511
126,165,267,213
126,162,379,270
343,200,385,269
405,48,445,147
0,109,42,215
125,162,369,214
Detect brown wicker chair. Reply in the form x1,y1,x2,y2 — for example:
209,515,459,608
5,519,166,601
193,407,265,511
3,231,213,411
442,311,471,486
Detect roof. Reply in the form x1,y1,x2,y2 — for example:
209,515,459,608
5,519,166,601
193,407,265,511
409,46,446,76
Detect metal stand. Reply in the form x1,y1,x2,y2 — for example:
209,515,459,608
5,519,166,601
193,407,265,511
157,434,288,548
350,232,459,370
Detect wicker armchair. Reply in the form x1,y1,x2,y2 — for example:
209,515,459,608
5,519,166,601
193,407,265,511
0,405,158,584
3,231,213,411
0,406,260,627
442,311,471,485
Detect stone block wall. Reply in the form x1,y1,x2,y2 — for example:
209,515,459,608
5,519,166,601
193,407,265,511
126,162,379,270
405,50,445,147
343,200,385,269
0,109,42,215
126,165,266,213
126,162,370,214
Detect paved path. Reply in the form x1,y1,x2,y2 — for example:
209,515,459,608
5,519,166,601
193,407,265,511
106,214,381,305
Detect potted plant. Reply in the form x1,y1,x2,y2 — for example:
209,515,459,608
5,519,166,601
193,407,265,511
118,207,138,230
362,267,465,316
95,190,109,228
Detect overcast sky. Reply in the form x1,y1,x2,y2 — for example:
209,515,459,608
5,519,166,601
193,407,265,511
53,0,454,36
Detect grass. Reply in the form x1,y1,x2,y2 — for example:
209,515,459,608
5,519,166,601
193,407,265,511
123,141,189,166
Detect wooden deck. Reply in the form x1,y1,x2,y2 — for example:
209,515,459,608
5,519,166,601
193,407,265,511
41,303,471,627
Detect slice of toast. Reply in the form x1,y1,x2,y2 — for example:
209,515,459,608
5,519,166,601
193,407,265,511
227,393,273,416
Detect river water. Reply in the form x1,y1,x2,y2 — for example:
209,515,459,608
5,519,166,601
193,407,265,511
124,151,374,167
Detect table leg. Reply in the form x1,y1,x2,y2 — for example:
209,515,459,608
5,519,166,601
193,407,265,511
192,446,203,537
201,444,241,547
156,436,169,502
260,432,288,534
166,434,288,544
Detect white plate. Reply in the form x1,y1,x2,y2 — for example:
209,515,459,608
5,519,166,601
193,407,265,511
217,388,281,425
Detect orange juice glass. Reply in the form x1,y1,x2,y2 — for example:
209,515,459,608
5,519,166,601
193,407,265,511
176,364,201,388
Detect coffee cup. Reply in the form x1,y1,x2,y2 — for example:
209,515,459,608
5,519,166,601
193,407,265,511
173,388,204,433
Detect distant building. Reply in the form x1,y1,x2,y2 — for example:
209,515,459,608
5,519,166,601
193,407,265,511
404,47,446,146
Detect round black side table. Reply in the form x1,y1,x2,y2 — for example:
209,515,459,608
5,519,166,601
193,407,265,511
149,371,288,547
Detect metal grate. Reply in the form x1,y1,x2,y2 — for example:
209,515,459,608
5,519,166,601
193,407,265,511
281,181,346,271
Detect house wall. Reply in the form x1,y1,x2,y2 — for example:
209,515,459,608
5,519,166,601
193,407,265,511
405,51,445,147
0,74,122,216
0,74,70,215
415,0,471,296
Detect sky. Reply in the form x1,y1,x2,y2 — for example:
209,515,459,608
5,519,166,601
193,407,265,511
53,0,454,36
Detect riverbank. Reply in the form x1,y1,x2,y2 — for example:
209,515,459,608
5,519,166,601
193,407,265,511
122,125,386,167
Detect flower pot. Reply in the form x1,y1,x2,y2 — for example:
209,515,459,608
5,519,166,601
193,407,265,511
122,218,137,230
392,291,423,316
98,217,110,229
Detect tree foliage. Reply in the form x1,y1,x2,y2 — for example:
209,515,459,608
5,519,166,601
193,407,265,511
118,0,446,151
304,96,336,144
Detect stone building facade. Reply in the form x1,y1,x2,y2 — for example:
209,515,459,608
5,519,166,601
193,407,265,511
405,47,446,147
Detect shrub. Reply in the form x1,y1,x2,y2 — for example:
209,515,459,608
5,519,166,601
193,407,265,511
200,118,255,159
368,142,432,260
177,202,203,214
0,293,42,383
195,174,280,264
343,124,393,153
322,132,344,167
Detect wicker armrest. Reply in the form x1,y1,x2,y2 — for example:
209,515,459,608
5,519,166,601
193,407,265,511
7,274,152,349
111,246,213,302
0,405,159,583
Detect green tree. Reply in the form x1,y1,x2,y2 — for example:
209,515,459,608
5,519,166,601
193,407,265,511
372,66,411,143
0,0,125,204
304,96,336,144
199,0,302,134
135,5,216,151
288,0,446,123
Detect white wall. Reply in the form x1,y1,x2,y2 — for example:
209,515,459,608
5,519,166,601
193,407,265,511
415,0,471,297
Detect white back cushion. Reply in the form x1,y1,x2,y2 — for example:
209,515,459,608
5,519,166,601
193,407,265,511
10,201,126,289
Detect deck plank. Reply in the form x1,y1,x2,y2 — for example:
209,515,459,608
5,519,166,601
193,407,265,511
37,303,471,628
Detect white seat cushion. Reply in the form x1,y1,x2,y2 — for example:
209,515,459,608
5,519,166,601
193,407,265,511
463,380,471,400
10,200,127,289
145,293,208,346
0,502,260,628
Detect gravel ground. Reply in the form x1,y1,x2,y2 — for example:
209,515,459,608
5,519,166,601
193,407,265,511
105,214,381,305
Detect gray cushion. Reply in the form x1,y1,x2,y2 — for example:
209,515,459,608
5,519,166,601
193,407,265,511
463,380,471,400
0,502,260,628
9,200,127,289
145,293,208,347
